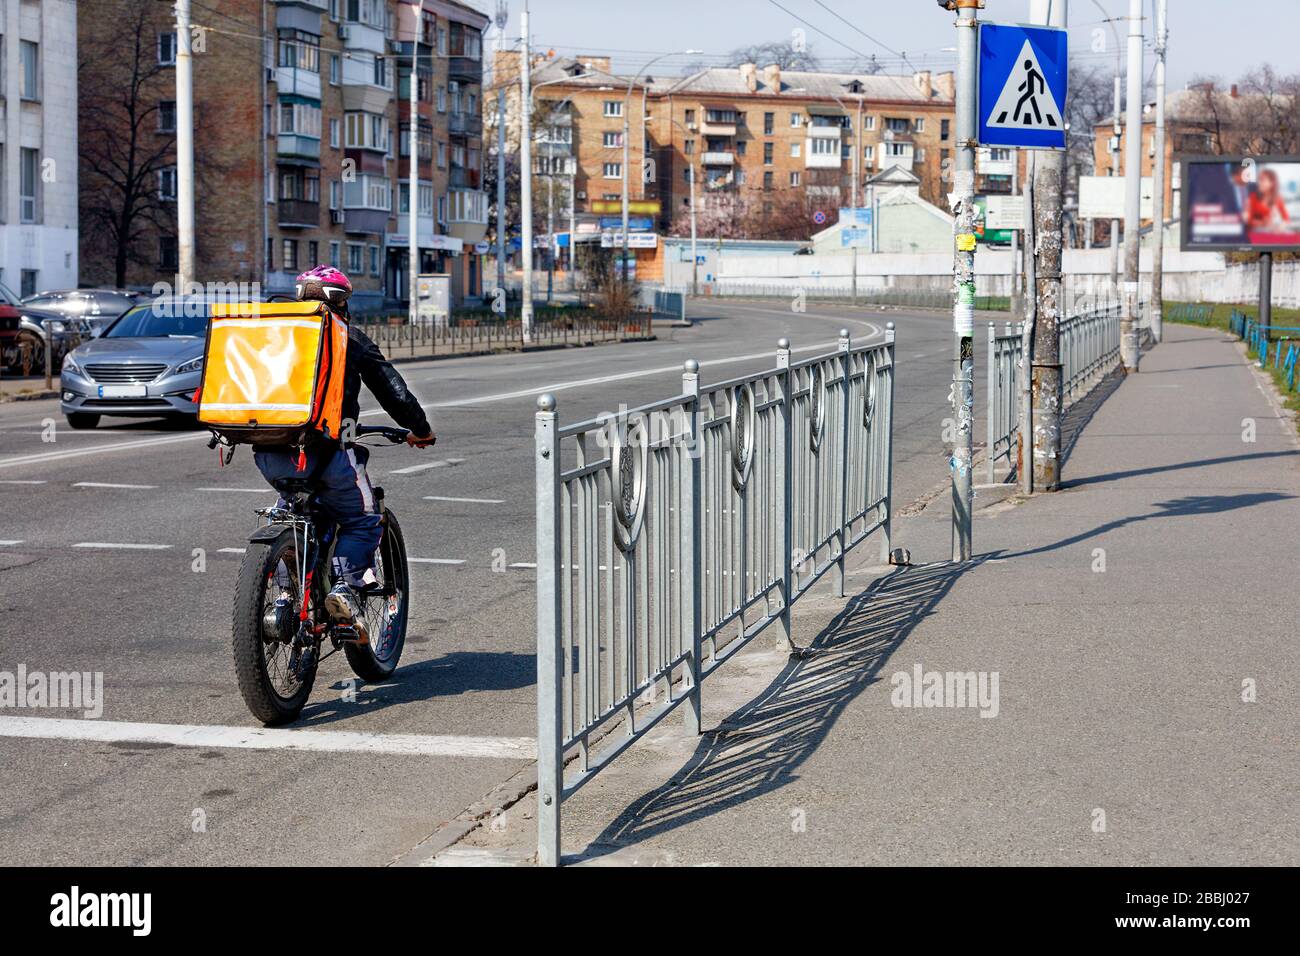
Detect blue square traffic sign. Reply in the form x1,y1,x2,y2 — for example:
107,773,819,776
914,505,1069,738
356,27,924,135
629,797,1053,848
978,22,1068,149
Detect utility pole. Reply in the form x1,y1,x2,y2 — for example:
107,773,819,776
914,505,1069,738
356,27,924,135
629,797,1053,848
407,8,420,327
519,2,534,342
546,142,555,302
1119,0,1144,372
496,86,507,299
1109,73,1121,296
175,0,195,293
1030,0,1067,490
689,163,698,296
1010,154,1021,315
621,80,632,285
946,0,978,562
1149,0,1168,344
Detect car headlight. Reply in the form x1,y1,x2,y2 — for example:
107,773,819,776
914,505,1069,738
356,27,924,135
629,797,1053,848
45,320,66,334
61,354,83,377
175,356,204,375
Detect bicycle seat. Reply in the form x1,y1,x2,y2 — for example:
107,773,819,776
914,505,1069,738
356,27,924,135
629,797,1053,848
372,485,385,502
271,477,315,496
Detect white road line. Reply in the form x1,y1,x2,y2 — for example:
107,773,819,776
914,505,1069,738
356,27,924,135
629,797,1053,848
73,542,172,551
72,482,159,490
0,479,47,485
409,557,465,565
0,432,207,470
197,487,273,494
217,547,246,554
0,715,536,760
509,562,537,569
422,495,505,504
0,540,24,546
390,457,465,475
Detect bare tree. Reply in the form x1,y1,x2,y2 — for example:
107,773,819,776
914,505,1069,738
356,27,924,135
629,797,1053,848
724,39,820,71
79,0,177,287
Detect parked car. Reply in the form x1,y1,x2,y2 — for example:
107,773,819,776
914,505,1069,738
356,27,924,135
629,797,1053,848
22,289,142,338
59,296,230,429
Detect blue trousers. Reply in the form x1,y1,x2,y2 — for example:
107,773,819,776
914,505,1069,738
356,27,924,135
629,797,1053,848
254,443,382,586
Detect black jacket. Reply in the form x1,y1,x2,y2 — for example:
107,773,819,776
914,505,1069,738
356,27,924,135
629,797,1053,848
342,324,432,438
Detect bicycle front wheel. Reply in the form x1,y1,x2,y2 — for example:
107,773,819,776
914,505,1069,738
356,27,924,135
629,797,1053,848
344,508,410,682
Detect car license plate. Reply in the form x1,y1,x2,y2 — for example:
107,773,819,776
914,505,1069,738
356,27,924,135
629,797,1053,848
98,385,148,398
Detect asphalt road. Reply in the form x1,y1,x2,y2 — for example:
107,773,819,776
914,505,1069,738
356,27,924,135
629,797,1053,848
0,298,989,865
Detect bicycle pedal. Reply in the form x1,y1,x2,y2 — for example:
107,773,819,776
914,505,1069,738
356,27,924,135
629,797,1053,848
335,625,369,646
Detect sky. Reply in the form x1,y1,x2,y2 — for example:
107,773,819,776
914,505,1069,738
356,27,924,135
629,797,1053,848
481,0,1294,90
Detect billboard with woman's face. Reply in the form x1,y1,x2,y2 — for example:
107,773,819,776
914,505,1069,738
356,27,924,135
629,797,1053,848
1181,156,1300,251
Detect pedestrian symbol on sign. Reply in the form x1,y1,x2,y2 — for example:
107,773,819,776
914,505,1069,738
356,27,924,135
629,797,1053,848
988,41,1062,130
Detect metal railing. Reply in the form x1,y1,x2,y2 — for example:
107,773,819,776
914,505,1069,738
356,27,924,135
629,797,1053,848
985,302,1122,482
534,326,896,865
355,314,652,360
707,281,1010,312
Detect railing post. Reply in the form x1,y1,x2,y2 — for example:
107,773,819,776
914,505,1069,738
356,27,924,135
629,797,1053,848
534,393,563,867
835,329,851,598
681,360,702,736
986,322,996,485
776,337,795,648
880,322,896,564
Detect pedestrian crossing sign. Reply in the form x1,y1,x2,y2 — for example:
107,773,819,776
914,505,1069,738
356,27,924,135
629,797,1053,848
978,22,1068,150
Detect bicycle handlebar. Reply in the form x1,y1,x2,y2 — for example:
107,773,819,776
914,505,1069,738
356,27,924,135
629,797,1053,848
354,424,410,443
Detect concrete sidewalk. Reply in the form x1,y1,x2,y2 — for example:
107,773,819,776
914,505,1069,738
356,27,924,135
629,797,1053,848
432,322,1299,866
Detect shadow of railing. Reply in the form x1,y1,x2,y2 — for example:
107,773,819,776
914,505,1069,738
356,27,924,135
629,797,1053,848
573,559,980,862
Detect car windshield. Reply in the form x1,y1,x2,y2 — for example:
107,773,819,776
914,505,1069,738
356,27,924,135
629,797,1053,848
0,281,22,308
105,304,209,338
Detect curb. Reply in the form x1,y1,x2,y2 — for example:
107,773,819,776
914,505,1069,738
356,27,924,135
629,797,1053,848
380,334,657,368
0,388,58,403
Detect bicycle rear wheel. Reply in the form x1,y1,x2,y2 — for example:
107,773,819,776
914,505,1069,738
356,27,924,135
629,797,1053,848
232,527,318,724
344,508,409,682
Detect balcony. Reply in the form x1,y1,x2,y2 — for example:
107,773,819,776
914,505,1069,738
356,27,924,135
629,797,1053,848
449,111,482,137
277,133,321,160
700,121,736,137
449,165,481,189
448,54,481,82
277,198,320,228
804,150,842,170
344,208,389,236
276,0,327,9
701,151,735,166
275,66,321,100
807,123,843,138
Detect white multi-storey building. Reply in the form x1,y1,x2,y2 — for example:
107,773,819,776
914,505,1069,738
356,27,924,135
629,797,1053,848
0,0,77,297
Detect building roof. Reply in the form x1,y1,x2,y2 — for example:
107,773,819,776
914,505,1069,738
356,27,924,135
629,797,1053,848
661,67,952,104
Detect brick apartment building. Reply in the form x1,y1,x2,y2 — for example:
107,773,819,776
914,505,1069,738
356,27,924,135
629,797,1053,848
492,52,959,246
78,0,488,312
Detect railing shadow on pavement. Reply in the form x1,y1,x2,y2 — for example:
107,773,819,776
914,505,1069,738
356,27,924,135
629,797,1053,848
296,651,536,727
570,558,982,863
998,493,1297,562
1063,450,1300,490
1058,366,1126,473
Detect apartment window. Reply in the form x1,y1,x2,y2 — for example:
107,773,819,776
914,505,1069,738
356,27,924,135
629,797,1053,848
790,112,802,128
864,145,875,161
684,109,696,125
602,193,620,201
279,169,320,202
763,142,773,165
916,147,926,161
158,166,177,200
330,118,340,148
282,239,299,272
267,238,274,269
603,162,621,179
346,0,385,29
279,101,322,139
885,117,909,133
344,111,389,150
19,148,40,223
158,32,177,66
437,141,446,168
810,138,836,157
603,131,624,148
436,85,446,112
914,118,925,133
159,237,179,271
19,41,39,100
940,118,950,141
158,100,176,133
373,56,390,89
841,142,851,160
684,139,694,155
343,174,392,210
20,270,38,299
347,243,364,273
308,240,319,265
603,100,622,118
329,241,341,268
940,148,950,168
329,0,340,21
764,112,774,135
863,115,875,131
789,171,801,187
790,142,800,158
436,26,448,56
367,244,379,276
990,147,1012,162
329,54,341,85
278,30,319,72
736,140,746,155
683,168,693,184
886,142,910,157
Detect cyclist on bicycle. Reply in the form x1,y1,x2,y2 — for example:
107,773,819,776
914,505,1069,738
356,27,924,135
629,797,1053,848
253,266,436,629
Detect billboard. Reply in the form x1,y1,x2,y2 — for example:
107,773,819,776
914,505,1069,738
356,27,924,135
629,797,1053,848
1078,175,1155,221
1181,156,1300,251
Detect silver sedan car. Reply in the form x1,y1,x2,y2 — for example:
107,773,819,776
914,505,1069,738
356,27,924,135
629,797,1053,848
59,297,217,429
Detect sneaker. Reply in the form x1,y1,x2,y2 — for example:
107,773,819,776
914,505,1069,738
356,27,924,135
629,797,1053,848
323,582,362,624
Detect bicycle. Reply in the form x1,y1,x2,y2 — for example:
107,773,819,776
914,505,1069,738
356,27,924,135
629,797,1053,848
230,424,412,724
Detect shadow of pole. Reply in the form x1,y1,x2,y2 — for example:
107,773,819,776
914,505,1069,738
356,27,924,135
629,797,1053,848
573,558,985,862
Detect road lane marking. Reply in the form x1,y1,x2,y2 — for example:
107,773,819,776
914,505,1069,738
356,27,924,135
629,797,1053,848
0,540,24,546
409,557,465,565
389,457,465,475
73,542,171,550
218,547,246,554
509,562,537,569
422,495,505,504
0,432,207,470
0,716,537,760
0,479,47,485
72,482,159,490
197,487,273,494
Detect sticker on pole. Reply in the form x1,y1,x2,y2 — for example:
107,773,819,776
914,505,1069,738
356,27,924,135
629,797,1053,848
978,22,1067,150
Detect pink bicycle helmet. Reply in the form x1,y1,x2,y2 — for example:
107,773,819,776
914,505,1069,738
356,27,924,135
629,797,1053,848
294,265,352,307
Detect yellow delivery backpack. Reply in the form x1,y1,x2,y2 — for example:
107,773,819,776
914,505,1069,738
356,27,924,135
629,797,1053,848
197,301,349,447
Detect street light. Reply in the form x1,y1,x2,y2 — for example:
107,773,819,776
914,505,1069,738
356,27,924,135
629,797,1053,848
668,115,700,296
621,50,702,285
